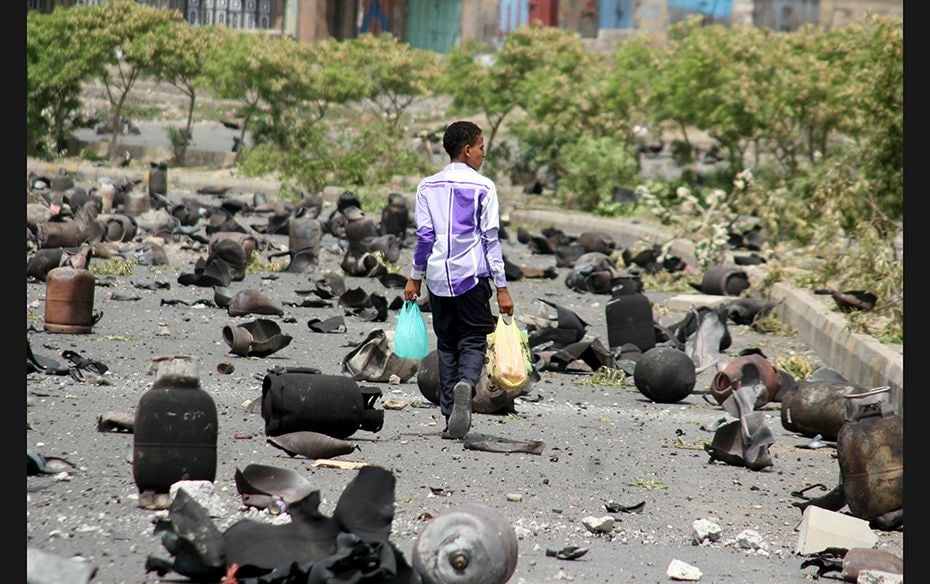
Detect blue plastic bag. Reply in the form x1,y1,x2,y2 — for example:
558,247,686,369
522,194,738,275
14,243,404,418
393,300,429,359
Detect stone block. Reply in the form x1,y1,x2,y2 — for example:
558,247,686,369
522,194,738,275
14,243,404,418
795,506,877,555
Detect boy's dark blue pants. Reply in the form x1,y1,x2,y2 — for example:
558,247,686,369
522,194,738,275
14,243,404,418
428,278,495,419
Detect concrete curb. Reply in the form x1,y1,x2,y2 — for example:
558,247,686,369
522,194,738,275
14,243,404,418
27,160,284,198
26,160,903,413
770,283,904,414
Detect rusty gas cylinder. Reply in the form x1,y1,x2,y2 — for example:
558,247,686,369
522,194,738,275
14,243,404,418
780,381,868,441
836,386,903,521
133,356,218,494
413,502,518,584
44,266,96,334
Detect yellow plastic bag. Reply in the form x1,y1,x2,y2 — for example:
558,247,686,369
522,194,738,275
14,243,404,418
487,314,531,390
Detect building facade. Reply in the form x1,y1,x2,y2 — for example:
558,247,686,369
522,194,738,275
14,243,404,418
27,0,904,52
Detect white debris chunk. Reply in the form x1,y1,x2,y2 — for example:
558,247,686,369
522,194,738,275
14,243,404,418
581,516,615,533
691,518,722,544
667,558,703,581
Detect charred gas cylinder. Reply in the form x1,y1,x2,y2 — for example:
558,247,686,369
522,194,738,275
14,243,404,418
605,279,655,352
44,266,96,334
288,210,323,261
633,346,695,403
261,367,383,439
133,356,218,494
148,162,167,196
412,502,518,584
836,386,903,521
697,266,750,296
781,381,868,441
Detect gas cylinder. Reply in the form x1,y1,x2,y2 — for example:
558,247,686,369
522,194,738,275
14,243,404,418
698,266,750,296
44,266,96,334
605,280,655,352
288,210,323,259
124,191,151,217
836,386,903,521
711,354,781,409
133,356,218,494
633,346,695,403
261,368,383,439
148,162,167,196
780,381,868,441
412,502,518,584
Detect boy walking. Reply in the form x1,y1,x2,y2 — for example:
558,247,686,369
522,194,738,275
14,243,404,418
404,121,514,439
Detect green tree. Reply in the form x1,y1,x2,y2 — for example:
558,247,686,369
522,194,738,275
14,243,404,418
302,37,369,120
27,7,102,157
604,35,665,165
651,18,772,180
442,39,519,157
349,33,443,129
81,0,180,161
202,29,309,162
495,23,616,182
147,21,213,165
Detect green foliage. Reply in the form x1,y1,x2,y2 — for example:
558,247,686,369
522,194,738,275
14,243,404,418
802,225,903,344
246,252,287,274
605,35,664,149
751,314,796,337
166,126,191,165
577,366,627,388
147,21,213,164
203,29,308,160
556,136,638,214
442,39,519,157
27,7,104,157
774,353,815,381
91,258,135,276
496,23,620,182
240,115,429,193
628,478,669,490
78,147,104,162
79,0,181,159
349,33,443,129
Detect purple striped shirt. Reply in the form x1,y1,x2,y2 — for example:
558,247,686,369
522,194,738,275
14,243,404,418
410,162,507,297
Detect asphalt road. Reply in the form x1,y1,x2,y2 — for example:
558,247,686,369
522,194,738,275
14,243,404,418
26,182,904,583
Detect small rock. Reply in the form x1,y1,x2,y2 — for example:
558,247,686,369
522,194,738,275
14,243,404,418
692,518,722,544
52,472,71,482
514,526,533,539
667,558,702,581
506,493,523,502
581,516,615,533
388,374,401,384
383,398,409,410
735,529,764,550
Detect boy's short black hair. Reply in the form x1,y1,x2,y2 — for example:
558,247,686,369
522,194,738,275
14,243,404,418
443,121,482,159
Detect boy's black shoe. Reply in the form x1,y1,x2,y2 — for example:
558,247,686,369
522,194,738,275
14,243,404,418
445,381,473,439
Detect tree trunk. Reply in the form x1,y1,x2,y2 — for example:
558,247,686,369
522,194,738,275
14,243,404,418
107,93,127,162
234,110,252,164
176,91,196,166
678,122,696,185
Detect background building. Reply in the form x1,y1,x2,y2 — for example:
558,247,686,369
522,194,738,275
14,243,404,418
27,0,904,53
